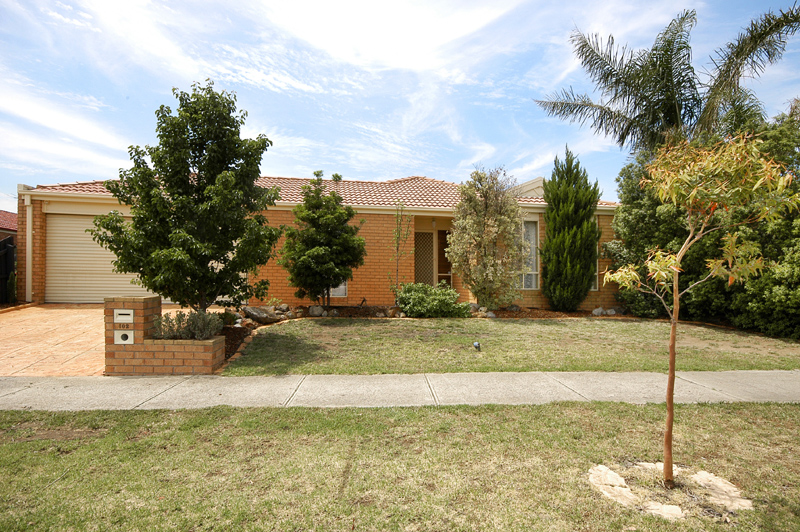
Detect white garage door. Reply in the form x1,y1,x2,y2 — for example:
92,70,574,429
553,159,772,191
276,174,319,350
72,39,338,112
45,214,160,303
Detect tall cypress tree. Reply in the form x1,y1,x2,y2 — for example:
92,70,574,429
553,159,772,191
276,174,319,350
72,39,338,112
540,147,601,311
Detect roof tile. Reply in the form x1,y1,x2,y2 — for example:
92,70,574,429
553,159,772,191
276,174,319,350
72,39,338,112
31,176,617,209
0,210,17,232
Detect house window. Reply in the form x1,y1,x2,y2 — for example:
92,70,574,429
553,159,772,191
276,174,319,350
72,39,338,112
520,220,539,290
329,281,347,298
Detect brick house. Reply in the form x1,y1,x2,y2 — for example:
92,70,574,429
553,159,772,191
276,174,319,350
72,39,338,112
0,210,17,244
16,176,618,310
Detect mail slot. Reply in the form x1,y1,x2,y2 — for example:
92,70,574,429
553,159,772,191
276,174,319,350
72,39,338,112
114,330,134,344
114,309,134,323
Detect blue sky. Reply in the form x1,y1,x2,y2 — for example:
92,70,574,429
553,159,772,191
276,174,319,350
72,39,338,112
1,0,799,212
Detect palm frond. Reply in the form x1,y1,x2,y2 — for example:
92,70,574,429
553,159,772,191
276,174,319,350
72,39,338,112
698,3,800,133
535,88,640,148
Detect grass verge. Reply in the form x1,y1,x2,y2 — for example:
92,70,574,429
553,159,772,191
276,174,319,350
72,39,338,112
1,403,798,531
224,318,800,376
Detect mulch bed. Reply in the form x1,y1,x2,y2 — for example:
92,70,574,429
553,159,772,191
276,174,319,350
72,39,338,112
221,326,252,359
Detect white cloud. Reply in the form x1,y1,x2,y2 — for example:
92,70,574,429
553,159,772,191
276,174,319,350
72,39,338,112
251,0,526,72
0,121,129,180
0,78,130,151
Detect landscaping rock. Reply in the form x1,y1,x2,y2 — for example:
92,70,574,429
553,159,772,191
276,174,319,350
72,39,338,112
329,309,339,317
507,304,521,312
588,465,638,507
285,311,296,319
375,312,386,318
469,303,480,312
295,310,303,318
266,305,276,313
643,501,684,520
486,311,496,319
309,305,325,317
240,318,258,329
278,304,290,312
479,307,488,313
691,471,753,512
611,306,627,315
399,312,407,318
592,307,604,316
606,309,616,316
242,306,281,325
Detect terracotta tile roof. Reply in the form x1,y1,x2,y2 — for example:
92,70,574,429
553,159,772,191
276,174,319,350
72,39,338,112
255,175,462,208
0,210,17,232
35,180,114,195
31,176,618,209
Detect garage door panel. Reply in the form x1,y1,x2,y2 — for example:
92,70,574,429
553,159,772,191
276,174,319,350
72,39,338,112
45,214,163,303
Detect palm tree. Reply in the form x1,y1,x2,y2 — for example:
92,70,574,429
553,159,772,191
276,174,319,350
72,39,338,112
536,5,800,152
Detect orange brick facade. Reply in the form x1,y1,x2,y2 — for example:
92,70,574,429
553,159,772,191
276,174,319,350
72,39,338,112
514,213,618,311
16,188,618,311
251,209,416,307
15,197,47,303
250,208,617,311
104,296,225,376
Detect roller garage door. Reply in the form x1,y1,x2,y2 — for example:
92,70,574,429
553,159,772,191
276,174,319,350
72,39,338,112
45,214,158,303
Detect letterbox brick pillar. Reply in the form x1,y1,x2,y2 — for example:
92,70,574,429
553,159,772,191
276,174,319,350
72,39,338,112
104,296,161,375
104,296,226,376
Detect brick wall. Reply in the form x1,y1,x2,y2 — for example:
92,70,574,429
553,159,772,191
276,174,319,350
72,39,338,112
251,209,415,307
514,213,618,311
104,296,225,376
15,197,46,303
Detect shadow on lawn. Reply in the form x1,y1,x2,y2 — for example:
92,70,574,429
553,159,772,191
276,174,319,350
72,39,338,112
229,330,327,375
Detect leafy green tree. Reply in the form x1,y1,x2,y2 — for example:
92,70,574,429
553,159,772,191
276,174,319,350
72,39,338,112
607,100,800,333
536,6,800,151
446,166,528,309
90,81,281,312
605,134,800,488
540,147,601,311
279,171,366,306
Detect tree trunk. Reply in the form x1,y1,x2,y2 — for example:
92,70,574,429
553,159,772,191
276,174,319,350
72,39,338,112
664,270,680,489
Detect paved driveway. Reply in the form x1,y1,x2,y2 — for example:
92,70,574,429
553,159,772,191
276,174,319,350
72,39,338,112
0,304,106,376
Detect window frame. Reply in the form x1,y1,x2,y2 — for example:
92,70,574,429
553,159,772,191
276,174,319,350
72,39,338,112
519,218,539,291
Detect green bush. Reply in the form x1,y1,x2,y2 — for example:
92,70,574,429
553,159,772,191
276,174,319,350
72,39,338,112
153,311,223,340
396,282,471,318
216,310,238,326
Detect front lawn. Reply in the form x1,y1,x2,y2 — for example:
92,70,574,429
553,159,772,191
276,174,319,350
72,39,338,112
224,318,800,376
1,404,798,531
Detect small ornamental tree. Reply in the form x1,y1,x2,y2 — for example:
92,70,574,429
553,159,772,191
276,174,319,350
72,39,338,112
540,147,601,311
388,200,414,303
279,171,366,306
605,134,800,488
446,166,528,309
90,81,281,312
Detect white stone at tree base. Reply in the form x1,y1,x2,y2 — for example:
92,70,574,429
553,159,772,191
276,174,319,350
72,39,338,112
691,471,753,511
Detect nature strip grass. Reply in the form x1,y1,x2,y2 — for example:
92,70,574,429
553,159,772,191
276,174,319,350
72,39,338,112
223,318,800,376
0,403,798,531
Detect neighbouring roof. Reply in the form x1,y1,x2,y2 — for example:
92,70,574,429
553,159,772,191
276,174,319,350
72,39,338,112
0,210,17,232
29,176,618,209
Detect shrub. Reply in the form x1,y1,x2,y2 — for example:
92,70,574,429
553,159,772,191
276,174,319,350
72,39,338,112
216,310,239,326
153,311,223,340
396,282,471,318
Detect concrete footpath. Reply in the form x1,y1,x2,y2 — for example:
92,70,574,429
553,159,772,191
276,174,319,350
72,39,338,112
0,370,798,411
